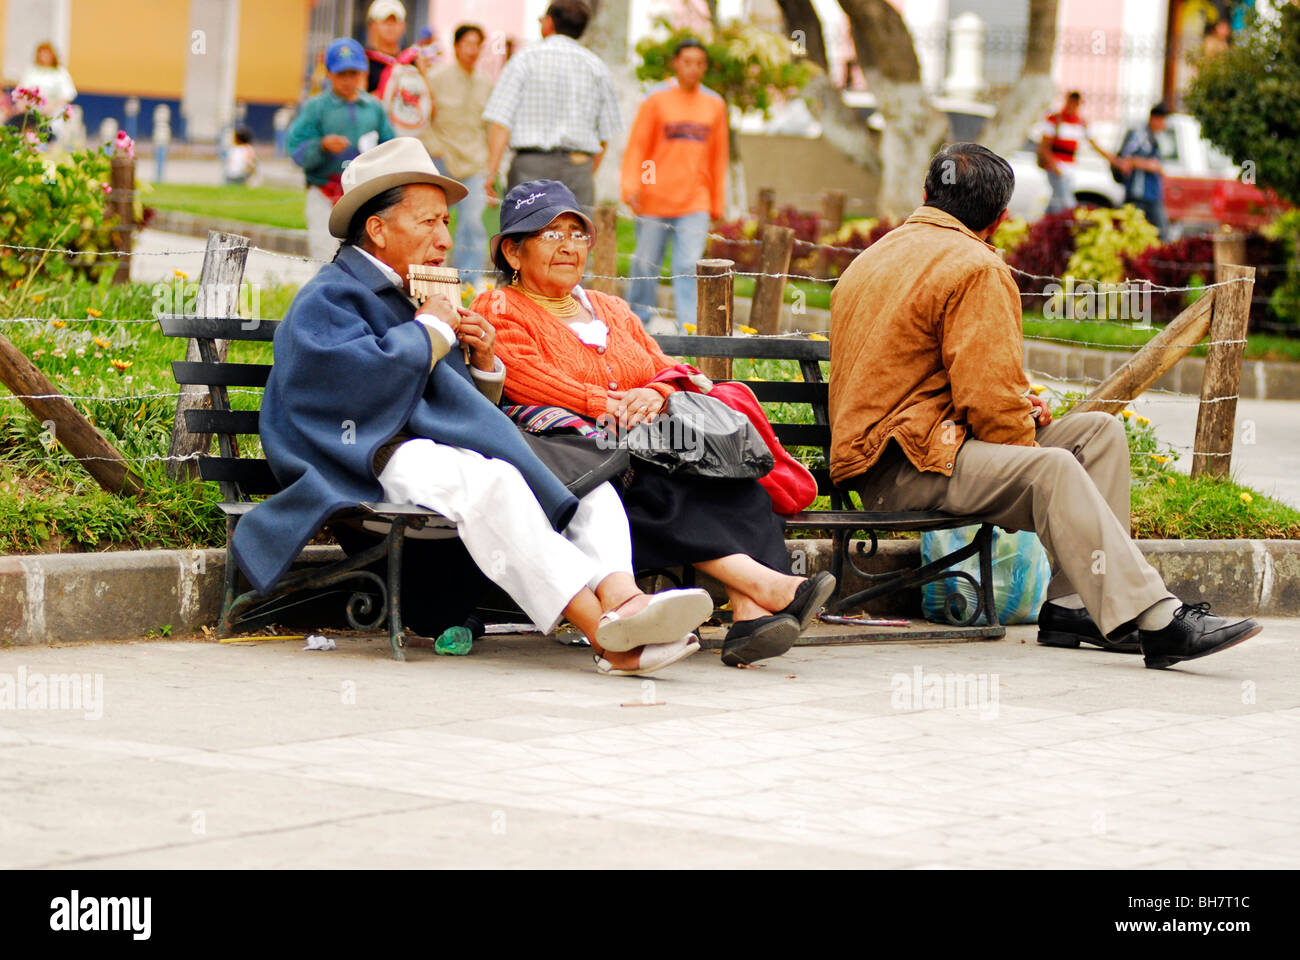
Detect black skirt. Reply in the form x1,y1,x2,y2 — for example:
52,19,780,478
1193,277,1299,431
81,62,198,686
618,461,791,574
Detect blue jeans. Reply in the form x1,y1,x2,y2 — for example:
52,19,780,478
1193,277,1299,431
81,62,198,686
626,211,711,330
1045,165,1073,214
448,171,489,279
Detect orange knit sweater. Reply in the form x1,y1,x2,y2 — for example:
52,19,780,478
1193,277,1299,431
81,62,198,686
473,286,679,419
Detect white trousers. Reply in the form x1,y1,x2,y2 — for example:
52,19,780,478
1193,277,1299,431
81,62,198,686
377,438,632,632
305,186,340,262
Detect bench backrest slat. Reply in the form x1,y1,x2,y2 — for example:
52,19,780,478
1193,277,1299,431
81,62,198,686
172,360,272,388
158,314,279,342
185,409,259,435
197,457,279,495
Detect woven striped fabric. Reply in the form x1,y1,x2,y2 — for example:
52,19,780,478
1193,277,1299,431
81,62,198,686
502,402,605,439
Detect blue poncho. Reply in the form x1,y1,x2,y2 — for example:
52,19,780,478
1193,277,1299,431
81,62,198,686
230,245,578,594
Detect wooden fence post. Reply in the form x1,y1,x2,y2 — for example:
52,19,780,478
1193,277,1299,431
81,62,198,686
750,223,795,335
167,231,251,480
696,258,733,382
586,204,620,297
756,187,775,229
821,190,846,234
1071,292,1216,416
0,336,145,495
109,156,136,285
1191,261,1255,478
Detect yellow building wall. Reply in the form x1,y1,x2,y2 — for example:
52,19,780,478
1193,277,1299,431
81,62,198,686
236,0,309,103
67,0,189,97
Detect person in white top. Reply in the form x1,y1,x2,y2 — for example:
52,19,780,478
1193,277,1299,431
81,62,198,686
18,42,76,142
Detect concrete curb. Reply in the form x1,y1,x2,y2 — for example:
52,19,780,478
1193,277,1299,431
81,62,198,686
149,209,309,257
2,539,1296,646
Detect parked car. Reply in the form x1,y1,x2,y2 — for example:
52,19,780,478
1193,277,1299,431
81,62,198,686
1006,113,1288,236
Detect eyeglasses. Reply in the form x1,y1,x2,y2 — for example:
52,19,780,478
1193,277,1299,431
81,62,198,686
531,230,593,247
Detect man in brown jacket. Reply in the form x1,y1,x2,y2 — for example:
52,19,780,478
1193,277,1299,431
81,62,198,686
829,142,1259,670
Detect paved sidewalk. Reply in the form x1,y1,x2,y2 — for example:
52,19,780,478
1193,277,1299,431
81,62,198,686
1,621,1296,869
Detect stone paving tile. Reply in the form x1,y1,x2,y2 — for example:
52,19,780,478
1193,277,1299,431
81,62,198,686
2,620,1298,867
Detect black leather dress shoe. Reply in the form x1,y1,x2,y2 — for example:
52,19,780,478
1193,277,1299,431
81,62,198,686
1037,602,1141,653
1140,602,1261,670
721,614,800,667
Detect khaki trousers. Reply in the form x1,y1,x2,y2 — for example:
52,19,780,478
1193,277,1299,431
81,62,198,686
845,412,1171,634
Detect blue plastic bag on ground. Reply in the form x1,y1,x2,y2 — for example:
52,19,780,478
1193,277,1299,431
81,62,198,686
920,525,1051,625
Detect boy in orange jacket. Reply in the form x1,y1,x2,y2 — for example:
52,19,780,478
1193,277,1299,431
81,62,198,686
621,39,728,332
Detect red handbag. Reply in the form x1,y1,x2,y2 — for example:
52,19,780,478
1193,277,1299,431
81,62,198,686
650,364,818,515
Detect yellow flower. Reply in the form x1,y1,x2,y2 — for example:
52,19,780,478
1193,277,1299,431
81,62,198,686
1166,476,1177,486
736,324,757,335
1152,455,1170,464
1029,383,1046,395
1137,416,1150,426
93,336,111,349
682,323,697,333
30,294,44,304
51,320,67,328
1240,492,1253,504
808,333,828,341
173,269,188,279
86,308,102,318
110,359,132,372
1121,409,1133,419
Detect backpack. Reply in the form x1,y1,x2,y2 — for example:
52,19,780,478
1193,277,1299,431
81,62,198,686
373,48,433,138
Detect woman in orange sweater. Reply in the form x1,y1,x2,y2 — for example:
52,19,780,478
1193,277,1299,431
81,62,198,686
473,180,836,667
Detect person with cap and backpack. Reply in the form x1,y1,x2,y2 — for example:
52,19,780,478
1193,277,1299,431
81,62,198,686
364,0,435,147
287,37,395,262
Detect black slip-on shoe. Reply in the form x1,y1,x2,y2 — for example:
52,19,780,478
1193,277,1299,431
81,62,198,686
1140,602,1261,670
1036,602,1141,653
777,571,838,632
721,614,800,667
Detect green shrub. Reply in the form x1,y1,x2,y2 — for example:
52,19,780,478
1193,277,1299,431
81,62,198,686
0,101,120,284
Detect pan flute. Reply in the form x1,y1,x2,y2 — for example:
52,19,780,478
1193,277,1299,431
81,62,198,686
407,264,462,312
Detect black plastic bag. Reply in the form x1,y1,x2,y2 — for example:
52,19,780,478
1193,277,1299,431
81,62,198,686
624,391,774,480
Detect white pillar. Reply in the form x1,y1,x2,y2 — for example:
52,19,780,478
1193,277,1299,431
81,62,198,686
181,0,241,144
943,11,986,101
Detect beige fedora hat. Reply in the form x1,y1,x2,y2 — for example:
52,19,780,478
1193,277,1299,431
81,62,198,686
328,137,468,239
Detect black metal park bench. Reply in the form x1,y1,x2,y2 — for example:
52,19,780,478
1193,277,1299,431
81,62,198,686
653,334,1004,641
158,312,453,661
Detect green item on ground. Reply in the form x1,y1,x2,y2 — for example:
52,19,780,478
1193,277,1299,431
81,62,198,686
434,626,474,656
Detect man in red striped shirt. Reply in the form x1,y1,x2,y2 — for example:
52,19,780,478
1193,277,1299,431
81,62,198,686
1036,91,1088,214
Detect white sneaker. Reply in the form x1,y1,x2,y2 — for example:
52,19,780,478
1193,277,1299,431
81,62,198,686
595,634,701,676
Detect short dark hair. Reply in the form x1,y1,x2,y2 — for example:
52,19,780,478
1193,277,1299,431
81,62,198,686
545,1,590,39
1066,90,1082,102
345,185,408,249
233,125,253,145
492,233,532,285
923,142,1014,233
674,38,707,59
454,24,484,45
1149,102,1169,118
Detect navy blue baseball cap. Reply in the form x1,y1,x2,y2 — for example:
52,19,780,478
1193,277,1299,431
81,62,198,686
325,38,368,74
489,180,596,262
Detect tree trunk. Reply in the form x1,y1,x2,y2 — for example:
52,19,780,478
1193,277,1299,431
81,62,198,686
838,0,950,218
775,0,830,71
978,0,1062,156
583,0,637,207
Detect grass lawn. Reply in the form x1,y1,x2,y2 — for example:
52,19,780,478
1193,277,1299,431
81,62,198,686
146,183,308,230
1022,315,1300,362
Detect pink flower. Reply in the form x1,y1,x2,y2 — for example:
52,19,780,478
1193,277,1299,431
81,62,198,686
113,129,136,160
62,104,73,120
102,183,113,195
23,130,39,145
13,86,46,108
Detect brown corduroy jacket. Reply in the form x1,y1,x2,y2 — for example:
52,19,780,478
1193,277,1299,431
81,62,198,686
829,206,1036,485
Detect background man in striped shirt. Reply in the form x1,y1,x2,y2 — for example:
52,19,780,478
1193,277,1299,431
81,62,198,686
482,0,622,213
1036,91,1088,214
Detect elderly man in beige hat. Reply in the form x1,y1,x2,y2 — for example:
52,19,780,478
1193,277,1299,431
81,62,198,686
232,138,711,676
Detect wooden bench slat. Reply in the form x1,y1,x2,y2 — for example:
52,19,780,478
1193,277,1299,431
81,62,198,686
198,457,280,495
172,360,272,388
185,409,260,434
742,380,828,403
654,334,829,362
785,509,973,532
158,314,280,342
772,423,830,446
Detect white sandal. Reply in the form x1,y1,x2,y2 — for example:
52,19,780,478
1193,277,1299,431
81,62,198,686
595,634,701,677
594,588,713,653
